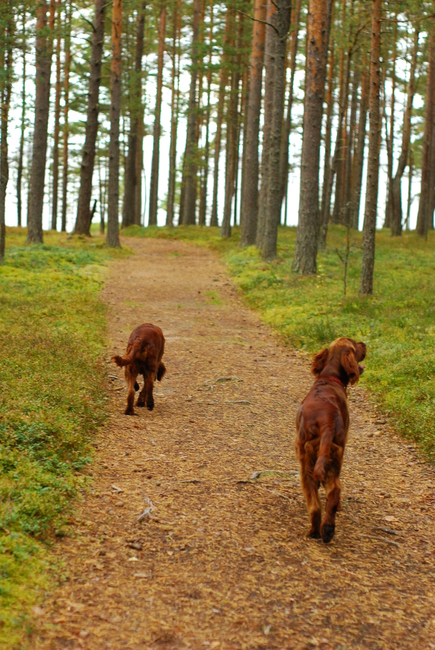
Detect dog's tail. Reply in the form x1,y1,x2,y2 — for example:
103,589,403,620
157,362,166,382
112,339,144,368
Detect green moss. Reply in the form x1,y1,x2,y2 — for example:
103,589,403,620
123,225,435,459
0,228,127,648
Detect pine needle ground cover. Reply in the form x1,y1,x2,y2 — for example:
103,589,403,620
0,229,127,648
123,225,435,459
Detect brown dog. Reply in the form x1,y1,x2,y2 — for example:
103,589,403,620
295,337,366,543
112,323,166,416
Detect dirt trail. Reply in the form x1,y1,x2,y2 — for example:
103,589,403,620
38,239,435,650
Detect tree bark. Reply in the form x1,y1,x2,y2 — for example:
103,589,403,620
17,6,26,228
167,0,181,227
0,10,13,261
343,63,360,226
51,19,61,231
417,28,435,237
383,13,397,229
390,29,418,237
351,60,369,230
123,1,146,228
106,0,123,248
199,0,213,227
27,0,55,244
256,0,277,250
292,0,334,274
240,0,266,246
279,0,302,209
75,0,106,236
182,0,201,225
262,0,291,260
61,0,72,232
148,4,166,226
360,0,381,296
319,41,334,247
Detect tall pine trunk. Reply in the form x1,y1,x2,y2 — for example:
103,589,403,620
319,42,335,247
351,60,369,230
279,0,302,208
51,21,61,230
360,0,381,296
416,29,435,237
75,0,106,235
0,10,13,261
148,5,166,226
182,0,201,224
107,0,123,248
256,0,277,250
17,6,26,228
383,14,397,229
167,1,181,227
199,0,213,228
123,1,146,228
262,0,291,260
343,64,360,226
61,0,72,232
292,0,333,274
390,29,418,236
240,0,266,246
27,0,55,244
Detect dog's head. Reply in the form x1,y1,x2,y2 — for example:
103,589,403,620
311,337,366,385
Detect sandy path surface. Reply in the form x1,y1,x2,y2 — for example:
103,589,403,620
37,238,435,650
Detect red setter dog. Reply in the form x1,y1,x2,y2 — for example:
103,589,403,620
112,323,166,416
295,337,366,543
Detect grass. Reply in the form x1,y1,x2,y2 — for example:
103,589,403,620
0,228,128,648
122,224,435,459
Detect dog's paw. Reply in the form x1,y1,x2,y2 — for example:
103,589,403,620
146,400,154,411
308,528,321,539
136,399,145,407
321,524,335,544
124,408,135,416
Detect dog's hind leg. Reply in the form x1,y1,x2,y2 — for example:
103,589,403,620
124,367,138,415
321,477,341,543
301,469,322,539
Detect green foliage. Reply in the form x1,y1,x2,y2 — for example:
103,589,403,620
0,228,126,648
123,224,435,459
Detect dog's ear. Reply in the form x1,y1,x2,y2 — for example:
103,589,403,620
341,347,360,385
355,341,367,362
311,348,329,376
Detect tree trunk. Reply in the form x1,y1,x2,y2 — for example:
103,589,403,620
405,150,413,231
343,64,360,226
360,0,381,296
61,0,72,232
351,60,369,230
256,0,277,250
122,1,146,228
279,0,302,208
17,6,26,228
75,0,106,236
51,21,61,231
221,10,241,239
182,0,201,225
319,41,335,247
27,0,55,244
210,65,227,227
240,0,266,246
106,0,123,248
0,11,13,261
148,5,166,226
390,29,418,237
199,0,213,228
167,0,181,227
292,0,334,274
383,13,397,229
417,27,435,237
262,0,291,260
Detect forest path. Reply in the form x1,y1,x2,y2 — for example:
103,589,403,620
38,238,435,650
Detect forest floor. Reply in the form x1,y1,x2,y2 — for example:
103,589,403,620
36,237,435,650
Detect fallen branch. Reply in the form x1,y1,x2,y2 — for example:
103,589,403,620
111,484,124,493
137,496,155,522
358,533,401,548
372,526,403,537
250,469,299,481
